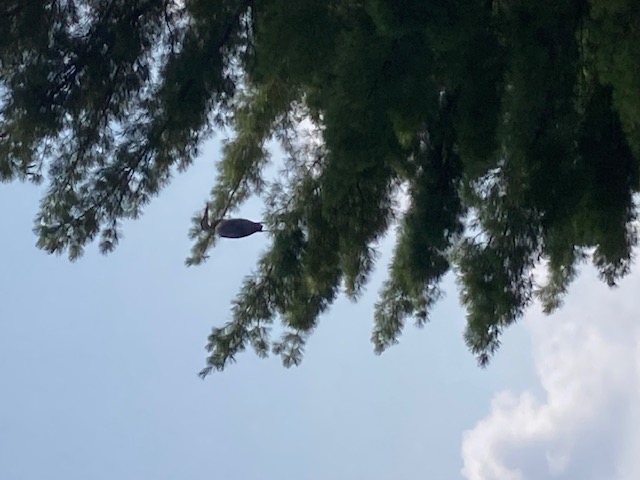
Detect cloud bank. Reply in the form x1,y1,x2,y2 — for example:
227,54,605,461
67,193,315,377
461,263,640,480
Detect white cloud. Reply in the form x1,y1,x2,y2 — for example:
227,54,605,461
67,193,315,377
461,261,640,480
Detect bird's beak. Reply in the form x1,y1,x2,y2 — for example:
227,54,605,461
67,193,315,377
201,203,212,232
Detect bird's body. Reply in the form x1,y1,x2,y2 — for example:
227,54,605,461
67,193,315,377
214,218,264,238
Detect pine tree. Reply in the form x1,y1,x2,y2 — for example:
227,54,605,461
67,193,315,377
1,0,639,377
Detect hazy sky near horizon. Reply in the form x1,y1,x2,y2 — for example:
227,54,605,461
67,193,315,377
1,137,639,480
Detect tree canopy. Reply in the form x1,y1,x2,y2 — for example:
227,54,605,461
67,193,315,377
2,0,639,377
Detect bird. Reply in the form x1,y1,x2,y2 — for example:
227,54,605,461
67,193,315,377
200,203,265,238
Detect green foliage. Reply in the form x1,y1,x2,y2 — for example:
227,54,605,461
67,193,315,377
2,0,639,376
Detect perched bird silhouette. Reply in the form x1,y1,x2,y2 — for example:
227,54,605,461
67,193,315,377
200,203,265,238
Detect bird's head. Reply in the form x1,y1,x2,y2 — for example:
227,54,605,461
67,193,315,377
200,203,220,232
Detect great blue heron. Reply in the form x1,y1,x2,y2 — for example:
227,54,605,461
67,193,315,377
200,203,265,238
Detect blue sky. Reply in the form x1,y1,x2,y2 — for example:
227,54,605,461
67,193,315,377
1,137,638,480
